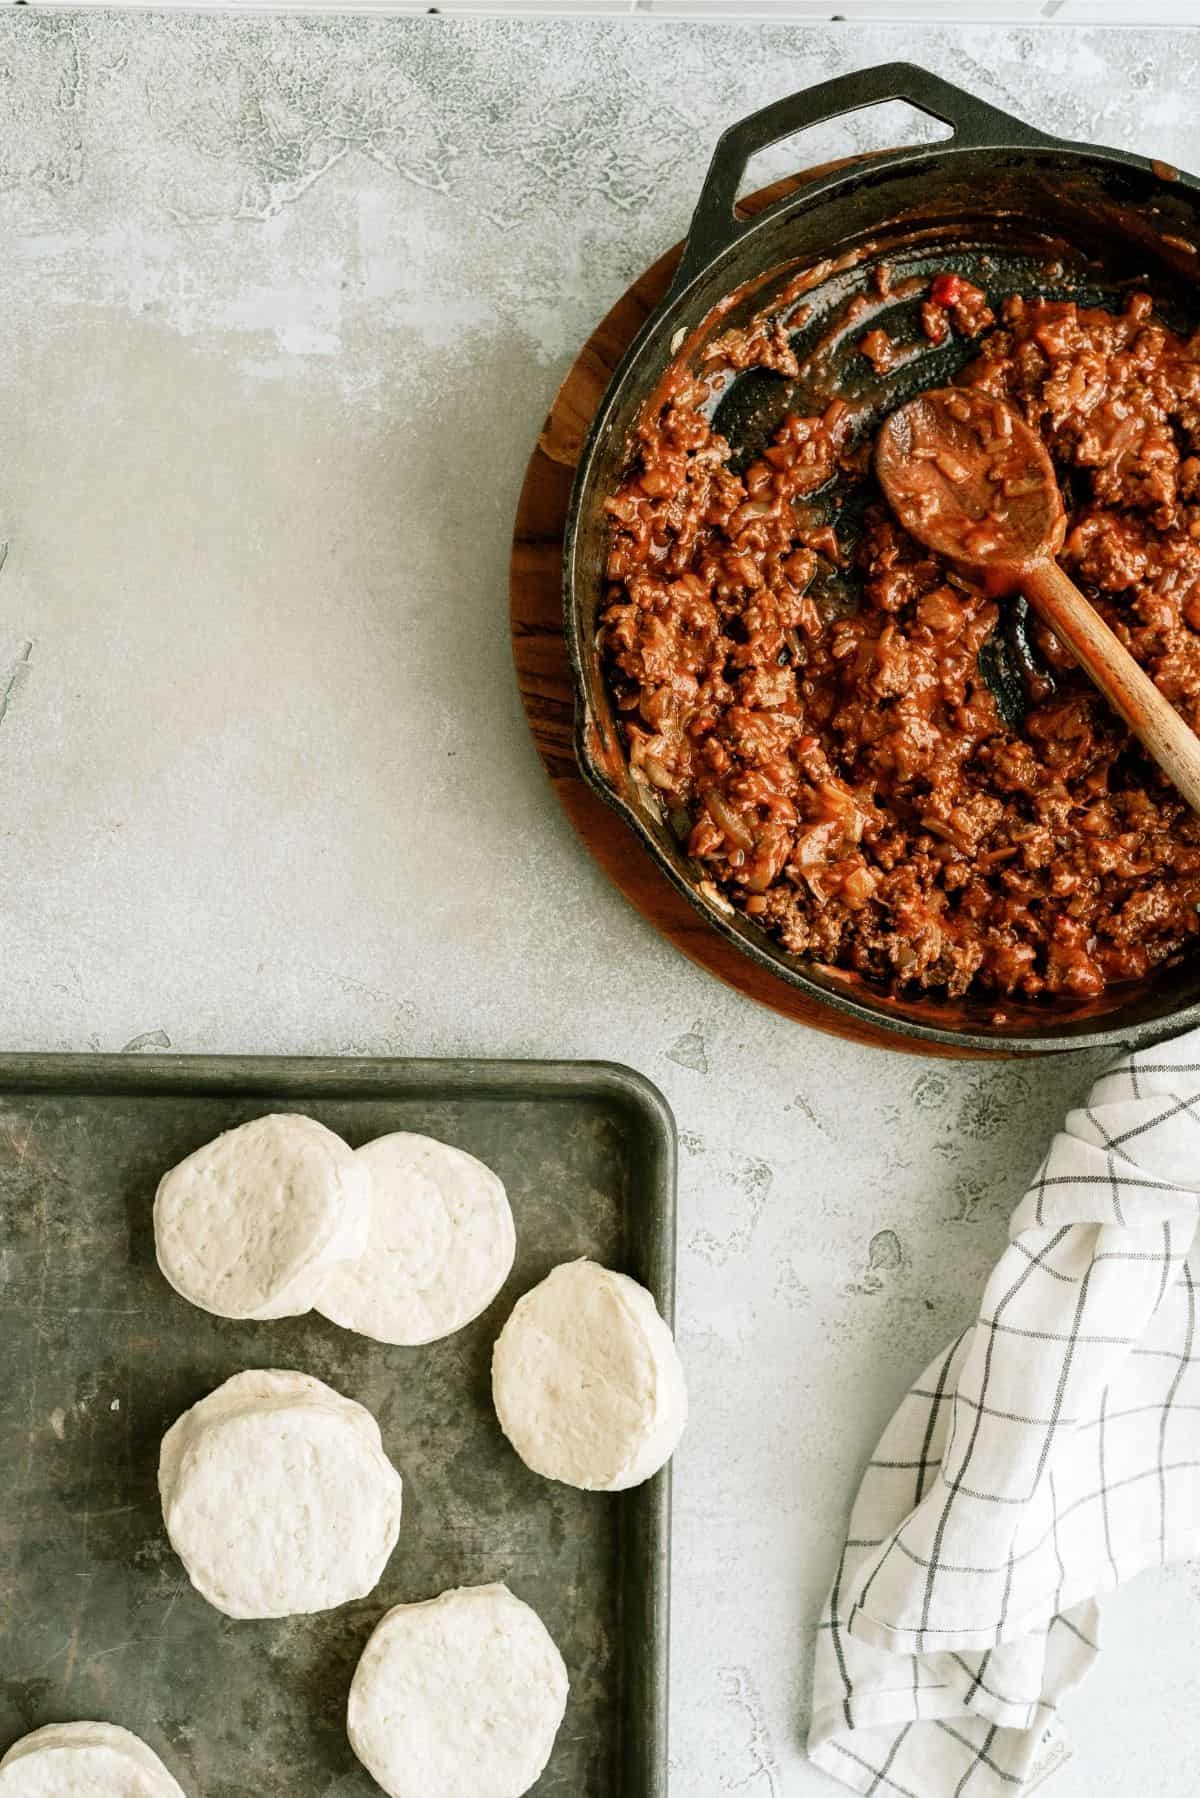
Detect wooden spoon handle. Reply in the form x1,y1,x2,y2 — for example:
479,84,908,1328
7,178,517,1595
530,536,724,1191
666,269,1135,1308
1023,558,1200,816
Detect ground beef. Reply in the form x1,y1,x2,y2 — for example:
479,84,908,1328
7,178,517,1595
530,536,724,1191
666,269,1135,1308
600,286,1200,1004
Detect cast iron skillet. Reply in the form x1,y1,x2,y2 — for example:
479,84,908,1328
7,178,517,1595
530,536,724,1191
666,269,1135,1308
562,62,1200,1055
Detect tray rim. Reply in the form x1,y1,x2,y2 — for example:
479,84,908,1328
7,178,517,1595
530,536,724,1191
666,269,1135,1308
0,1051,677,1798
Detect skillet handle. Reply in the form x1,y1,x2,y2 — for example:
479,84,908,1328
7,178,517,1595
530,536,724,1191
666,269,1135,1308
670,61,1055,299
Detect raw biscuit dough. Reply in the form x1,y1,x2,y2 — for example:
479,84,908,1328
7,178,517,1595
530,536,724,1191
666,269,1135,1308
317,1133,515,1345
159,1369,402,1618
154,1113,369,1320
157,1368,376,1504
0,1722,187,1797
491,1260,687,1491
347,1584,568,1798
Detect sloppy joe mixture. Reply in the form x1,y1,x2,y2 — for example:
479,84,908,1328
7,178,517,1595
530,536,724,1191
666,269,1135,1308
601,280,1200,1004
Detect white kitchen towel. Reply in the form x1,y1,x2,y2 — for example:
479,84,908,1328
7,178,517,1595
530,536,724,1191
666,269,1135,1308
809,1028,1200,1797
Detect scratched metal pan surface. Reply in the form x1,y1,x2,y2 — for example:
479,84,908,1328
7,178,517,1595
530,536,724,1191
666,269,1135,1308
0,1054,675,1798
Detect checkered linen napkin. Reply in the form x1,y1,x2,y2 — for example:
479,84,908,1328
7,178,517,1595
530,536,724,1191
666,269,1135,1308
809,1028,1200,1797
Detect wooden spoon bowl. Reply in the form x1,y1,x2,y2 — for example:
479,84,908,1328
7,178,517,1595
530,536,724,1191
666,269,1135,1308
875,386,1065,588
876,387,1200,815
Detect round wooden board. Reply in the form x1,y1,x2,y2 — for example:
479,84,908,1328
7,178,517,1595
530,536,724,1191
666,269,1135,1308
510,166,989,1060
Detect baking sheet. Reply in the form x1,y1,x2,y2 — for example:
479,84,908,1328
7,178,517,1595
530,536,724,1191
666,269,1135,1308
0,1055,675,1797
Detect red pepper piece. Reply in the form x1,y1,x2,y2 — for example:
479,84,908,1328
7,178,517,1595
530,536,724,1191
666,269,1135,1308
931,273,966,307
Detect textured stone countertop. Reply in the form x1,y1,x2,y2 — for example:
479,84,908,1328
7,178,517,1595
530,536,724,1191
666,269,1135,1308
1,11,1199,1794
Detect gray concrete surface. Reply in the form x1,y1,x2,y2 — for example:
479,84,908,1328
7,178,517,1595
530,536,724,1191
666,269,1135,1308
0,12,1197,1793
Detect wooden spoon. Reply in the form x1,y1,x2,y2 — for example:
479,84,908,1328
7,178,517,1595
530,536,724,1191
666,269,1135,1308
875,386,1200,815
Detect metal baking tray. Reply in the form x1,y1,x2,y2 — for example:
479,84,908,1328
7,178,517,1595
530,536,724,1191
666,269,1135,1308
0,1054,675,1797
